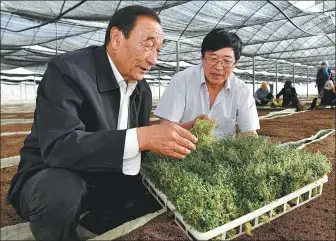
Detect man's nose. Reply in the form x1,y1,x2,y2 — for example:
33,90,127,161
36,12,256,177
147,51,158,66
214,61,224,70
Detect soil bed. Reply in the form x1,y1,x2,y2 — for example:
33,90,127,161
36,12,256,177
257,109,335,143
0,110,334,240
1,113,34,119
1,166,25,228
1,134,26,158
1,123,32,133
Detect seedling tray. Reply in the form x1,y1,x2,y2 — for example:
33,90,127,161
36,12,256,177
142,175,328,240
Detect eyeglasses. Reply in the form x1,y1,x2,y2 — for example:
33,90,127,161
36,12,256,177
204,56,235,68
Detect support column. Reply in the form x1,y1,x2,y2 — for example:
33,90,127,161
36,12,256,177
307,67,309,98
253,56,255,94
158,69,161,99
293,64,295,87
275,60,278,95
176,40,180,73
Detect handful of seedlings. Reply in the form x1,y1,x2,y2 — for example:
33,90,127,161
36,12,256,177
190,118,217,146
142,118,332,234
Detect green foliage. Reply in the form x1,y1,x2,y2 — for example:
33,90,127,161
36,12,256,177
142,123,332,233
190,119,217,146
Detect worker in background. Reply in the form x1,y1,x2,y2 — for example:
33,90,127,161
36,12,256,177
316,61,333,96
275,80,303,111
254,81,274,106
309,79,336,110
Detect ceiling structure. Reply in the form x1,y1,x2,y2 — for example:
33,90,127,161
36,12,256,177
1,0,335,84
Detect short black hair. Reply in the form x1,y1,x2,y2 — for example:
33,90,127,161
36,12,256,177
105,5,161,46
201,28,243,62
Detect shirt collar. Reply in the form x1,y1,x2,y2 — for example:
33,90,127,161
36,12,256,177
200,65,231,90
106,52,137,88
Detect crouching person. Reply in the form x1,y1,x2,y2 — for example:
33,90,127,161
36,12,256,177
6,6,197,241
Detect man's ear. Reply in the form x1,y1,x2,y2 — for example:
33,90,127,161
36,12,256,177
233,61,238,68
109,27,122,50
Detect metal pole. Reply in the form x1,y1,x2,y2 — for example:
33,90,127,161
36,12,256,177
293,64,295,87
253,56,255,94
55,21,58,56
176,40,180,73
24,81,27,99
307,67,309,98
159,69,161,99
20,82,22,100
275,60,278,95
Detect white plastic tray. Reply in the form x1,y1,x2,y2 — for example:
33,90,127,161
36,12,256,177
142,175,328,240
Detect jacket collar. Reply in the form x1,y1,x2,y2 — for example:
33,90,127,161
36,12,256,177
94,45,119,92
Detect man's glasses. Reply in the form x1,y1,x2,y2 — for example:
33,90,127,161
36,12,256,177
205,56,235,68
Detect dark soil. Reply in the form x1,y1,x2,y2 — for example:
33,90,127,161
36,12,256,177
0,108,334,241
257,109,335,143
0,166,25,228
1,113,34,119
1,134,26,158
1,123,32,133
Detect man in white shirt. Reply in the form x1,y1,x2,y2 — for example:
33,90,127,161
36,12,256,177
8,6,197,240
155,29,260,137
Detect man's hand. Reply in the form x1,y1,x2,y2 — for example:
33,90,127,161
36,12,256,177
193,114,216,127
255,98,261,104
137,123,197,159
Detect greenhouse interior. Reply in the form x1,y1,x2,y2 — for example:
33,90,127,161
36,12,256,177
1,1,335,240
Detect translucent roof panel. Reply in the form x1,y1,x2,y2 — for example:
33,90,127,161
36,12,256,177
1,0,335,82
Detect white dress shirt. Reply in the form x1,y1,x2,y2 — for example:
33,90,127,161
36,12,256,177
155,64,260,137
107,53,141,175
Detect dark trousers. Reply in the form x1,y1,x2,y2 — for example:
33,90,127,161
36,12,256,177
12,168,160,241
283,96,303,111
317,84,324,96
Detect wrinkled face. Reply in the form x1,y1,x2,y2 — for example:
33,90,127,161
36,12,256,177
202,48,236,87
108,16,164,81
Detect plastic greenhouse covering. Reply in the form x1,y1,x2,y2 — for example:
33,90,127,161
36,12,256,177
1,0,335,85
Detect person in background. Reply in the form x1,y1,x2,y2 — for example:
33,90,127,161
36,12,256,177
154,29,260,137
275,80,303,111
6,6,197,241
316,61,333,95
254,81,274,106
309,79,336,110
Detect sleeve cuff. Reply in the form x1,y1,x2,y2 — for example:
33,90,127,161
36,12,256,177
123,128,139,159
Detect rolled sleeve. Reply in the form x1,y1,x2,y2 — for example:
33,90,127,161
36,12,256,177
154,76,186,122
237,86,260,132
122,128,141,175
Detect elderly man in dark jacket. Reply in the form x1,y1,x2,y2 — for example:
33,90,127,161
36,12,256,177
7,5,197,241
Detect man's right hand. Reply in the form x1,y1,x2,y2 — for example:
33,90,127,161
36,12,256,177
137,123,197,159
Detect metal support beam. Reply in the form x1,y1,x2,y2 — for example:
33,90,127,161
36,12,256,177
253,56,255,94
275,60,278,94
293,64,295,87
307,67,309,98
176,40,180,73
159,69,161,99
